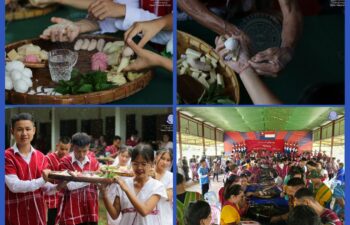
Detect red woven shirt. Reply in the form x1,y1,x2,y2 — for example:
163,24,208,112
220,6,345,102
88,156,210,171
5,147,48,225
57,154,100,225
45,152,64,209
321,209,343,225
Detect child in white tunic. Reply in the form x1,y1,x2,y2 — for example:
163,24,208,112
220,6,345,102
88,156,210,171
101,144,167,225
155,149,173,225
107,147,132,225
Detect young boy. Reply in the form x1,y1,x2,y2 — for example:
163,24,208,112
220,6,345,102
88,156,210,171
198,158,210,196
5,113,53,225
57,132,100,225
45,136,71,225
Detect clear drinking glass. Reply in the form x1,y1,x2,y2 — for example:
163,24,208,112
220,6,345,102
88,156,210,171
48,49,78,82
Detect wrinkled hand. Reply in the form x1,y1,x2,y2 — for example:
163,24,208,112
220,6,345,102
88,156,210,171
215,34,250,74
88,0,125,20
42,169,51,182
123,38,159,72
40,17,80,42
124,19,164,48
248,47,293,77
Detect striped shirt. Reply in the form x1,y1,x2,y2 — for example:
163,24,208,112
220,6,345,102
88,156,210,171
321,209,342,225
56,154,99,225
44,152,64,209
309,183,332,208
5,147,48,225
176,192,202,225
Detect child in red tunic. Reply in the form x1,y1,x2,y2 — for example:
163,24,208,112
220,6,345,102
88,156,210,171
45,136,71,225
5,113,52,225
56,132,100,225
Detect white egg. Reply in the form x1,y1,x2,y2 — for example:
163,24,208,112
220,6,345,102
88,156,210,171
6,60,25,72
5,76,13,90
22,77,33,88
10,70,24,81
13,80,29,93
22,68,33,78
224,37,238,51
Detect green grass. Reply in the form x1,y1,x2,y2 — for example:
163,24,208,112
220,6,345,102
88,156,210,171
98,197,107,225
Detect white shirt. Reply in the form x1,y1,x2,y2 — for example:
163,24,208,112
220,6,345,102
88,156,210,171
98,0,172,45
66,153,91,191
114,177,167,225
158,171,173,225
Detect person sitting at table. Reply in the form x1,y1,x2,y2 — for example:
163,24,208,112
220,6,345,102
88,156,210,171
178,0,303,77
294,188,342,225
218,174,240,206
307,170,332,208
40,0,171,46
176,173,202,225
270,177,305,224
185,200,212,225
105,135,122,158
215,34,282,104
220,184,244,225
56,132,100,225
288,205,322,225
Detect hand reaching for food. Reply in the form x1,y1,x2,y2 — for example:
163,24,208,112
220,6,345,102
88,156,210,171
40,17,80,42
88,0,126,20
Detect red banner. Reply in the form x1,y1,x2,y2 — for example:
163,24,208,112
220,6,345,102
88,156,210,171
245,140,285,152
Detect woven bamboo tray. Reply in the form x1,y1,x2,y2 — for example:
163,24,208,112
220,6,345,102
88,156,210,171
177,30,240,104
5,35,153,104
6,4,58,21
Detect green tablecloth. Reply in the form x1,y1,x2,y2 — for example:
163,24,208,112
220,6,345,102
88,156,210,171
178,14,344,104
6,6,173,105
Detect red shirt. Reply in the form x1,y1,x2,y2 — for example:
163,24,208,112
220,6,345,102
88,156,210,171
45,152,64,209
105,145,119,155
276,164,289,179
57,155,100,225
140,0,172,16
321,209,343,225
5,147,48,225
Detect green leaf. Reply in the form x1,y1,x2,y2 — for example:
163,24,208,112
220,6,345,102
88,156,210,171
77,84,93,93
161,50,172,58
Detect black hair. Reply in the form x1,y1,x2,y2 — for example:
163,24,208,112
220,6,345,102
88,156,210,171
269,169,278,178
307,161,317,167
301,157,307,161
177,173,184,185
156,149,173,168
185,200,211,225
112,135,122,141
288,205,321,225
287,178,305,187
119,146,132,157
294,188,314,200
131,144,154,163
11,113,34,128
224,184,242,200
226,160,231,165
59,136,71,144
240,174,249,179
200,159,206,164
289,166,304,177
71,132,91,147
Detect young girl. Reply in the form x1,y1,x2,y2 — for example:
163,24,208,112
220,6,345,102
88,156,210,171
108,147,132,225
155,149,173,225
220,184,244,225
185,200,212,225
101,144,167,225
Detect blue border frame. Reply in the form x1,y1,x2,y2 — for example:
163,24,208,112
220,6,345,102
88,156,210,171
344,0,349,223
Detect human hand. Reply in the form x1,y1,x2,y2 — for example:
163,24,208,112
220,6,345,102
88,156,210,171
114,177,127,191
40,17,80,42
270,216,282,224
248,47,293,77
42,169,51,182
124,19,165,48
88,0,126,20
123,39,159,72
215,34,251,74
29,0,55,8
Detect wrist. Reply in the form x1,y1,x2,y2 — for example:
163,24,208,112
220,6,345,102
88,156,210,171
115,4,126,18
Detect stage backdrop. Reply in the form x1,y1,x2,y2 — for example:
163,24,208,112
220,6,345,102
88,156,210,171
224,131,313,154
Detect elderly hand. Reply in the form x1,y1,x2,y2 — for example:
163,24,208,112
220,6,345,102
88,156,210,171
88,0,126,20
249,47,293,77
40,17,80,42
215,34,251,74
